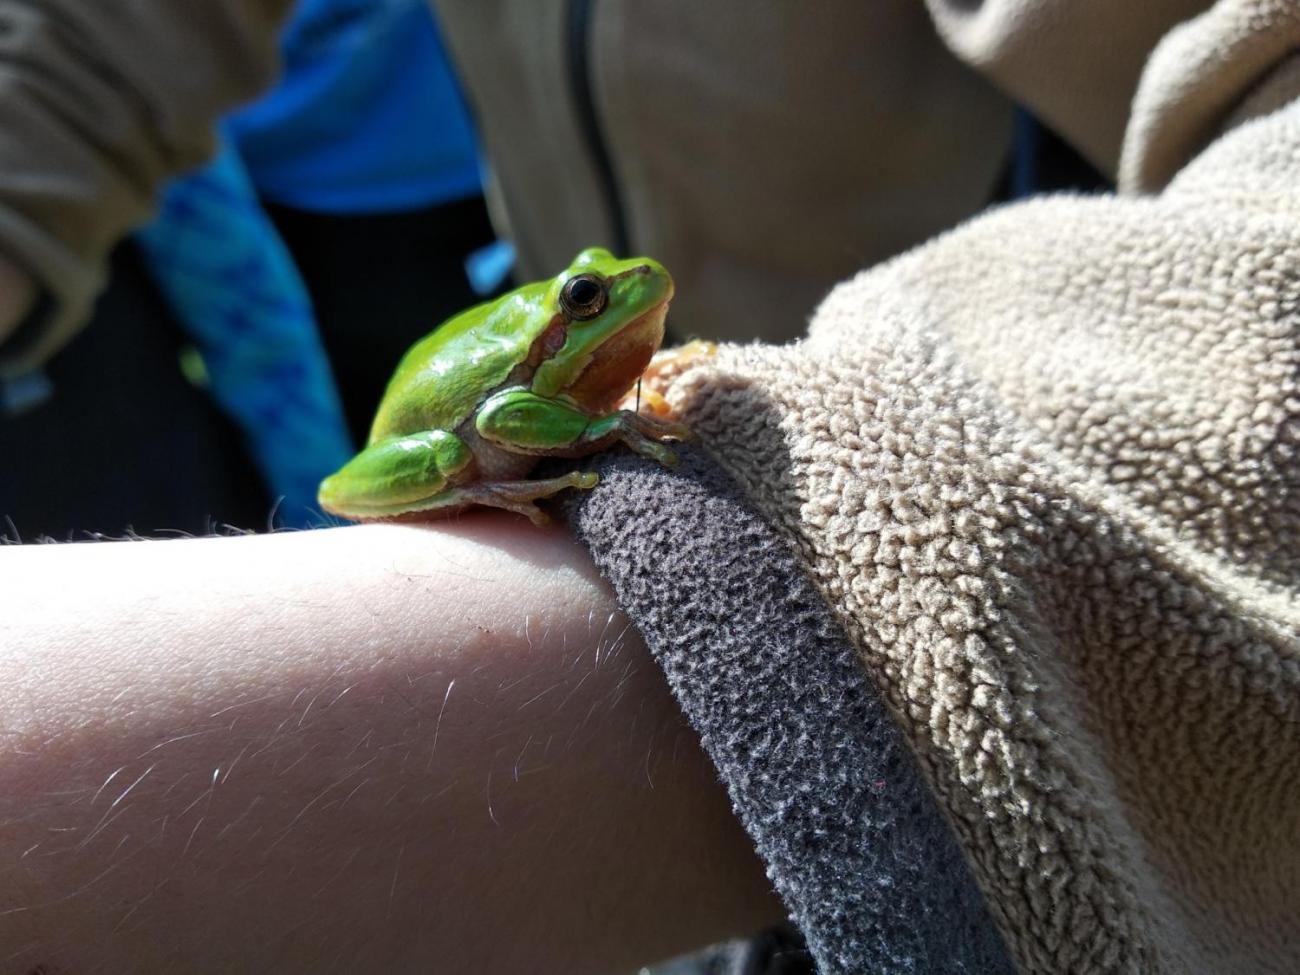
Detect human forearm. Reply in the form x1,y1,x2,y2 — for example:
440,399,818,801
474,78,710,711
0,521,780,972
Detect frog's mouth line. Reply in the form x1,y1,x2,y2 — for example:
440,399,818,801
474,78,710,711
566,300,670,413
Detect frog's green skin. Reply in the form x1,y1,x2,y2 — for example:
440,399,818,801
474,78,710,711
318,248,689,524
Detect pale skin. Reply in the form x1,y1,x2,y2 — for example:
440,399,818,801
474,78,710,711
0,518,784,973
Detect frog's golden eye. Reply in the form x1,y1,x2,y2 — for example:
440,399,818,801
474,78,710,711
560,274,608,321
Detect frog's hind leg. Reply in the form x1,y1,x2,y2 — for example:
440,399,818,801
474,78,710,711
318,428,474,520
439,470,600,525
319,424,599,523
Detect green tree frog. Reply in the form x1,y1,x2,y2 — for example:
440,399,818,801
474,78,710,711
318,248,689,524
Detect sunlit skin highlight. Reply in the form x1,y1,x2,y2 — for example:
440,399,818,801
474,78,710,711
0,521,784,972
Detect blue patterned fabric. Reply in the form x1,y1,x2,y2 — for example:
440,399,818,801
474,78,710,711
136,136,353,527
139,0,488,527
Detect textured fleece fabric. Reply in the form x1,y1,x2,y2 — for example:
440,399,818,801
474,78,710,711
0,0,1298,970
644,43,1300,975
560,448,1015,975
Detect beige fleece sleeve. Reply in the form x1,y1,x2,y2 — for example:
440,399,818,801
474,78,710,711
923,0,1213,176
656,5,1300,972
0,0,291,377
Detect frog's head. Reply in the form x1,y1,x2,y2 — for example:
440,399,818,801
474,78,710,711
532,247,674,411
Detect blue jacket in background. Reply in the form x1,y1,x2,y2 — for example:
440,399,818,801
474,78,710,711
228,0,482,214
138,0,485,527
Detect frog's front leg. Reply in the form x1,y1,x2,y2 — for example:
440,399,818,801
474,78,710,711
475,388,691,467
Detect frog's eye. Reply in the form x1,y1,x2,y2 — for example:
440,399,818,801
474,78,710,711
560,274,608,321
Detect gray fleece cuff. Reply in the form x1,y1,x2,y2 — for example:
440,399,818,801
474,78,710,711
559,446,1014,974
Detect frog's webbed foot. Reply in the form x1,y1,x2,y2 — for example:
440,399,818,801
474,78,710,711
456,470,600,524
586,410,692,467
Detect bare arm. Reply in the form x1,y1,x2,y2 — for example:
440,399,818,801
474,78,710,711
0,520,782,973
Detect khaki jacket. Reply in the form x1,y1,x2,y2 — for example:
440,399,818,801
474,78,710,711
0,0,1012,370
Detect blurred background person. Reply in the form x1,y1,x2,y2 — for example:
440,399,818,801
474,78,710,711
0,0,502,536
0,1,1111,541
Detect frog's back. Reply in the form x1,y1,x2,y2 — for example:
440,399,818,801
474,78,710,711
368,283,552,441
